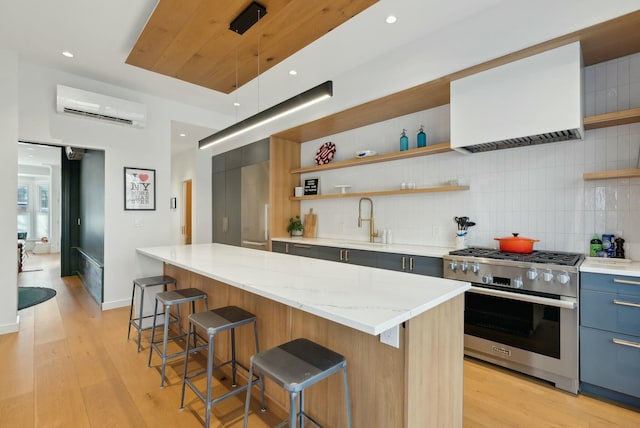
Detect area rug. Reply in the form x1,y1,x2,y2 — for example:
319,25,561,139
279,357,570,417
18,287,56,310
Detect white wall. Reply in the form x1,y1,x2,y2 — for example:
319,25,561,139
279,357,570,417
300,53,640,259
0,49,19,333
12,60,230,313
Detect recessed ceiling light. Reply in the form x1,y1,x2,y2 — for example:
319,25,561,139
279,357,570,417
289,70,297,76
233,102,240,107
62,51,74,58
385,15,397,24
179,133,186,137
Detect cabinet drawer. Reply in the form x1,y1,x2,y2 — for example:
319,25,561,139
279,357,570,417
581,272,640,296
580,326,640,399
271,241,287,254
581,289,640,335
288,243,318,258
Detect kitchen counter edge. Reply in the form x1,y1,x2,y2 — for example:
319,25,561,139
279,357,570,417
580,258,640,277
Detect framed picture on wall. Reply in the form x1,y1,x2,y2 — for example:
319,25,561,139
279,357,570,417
124,167,156,210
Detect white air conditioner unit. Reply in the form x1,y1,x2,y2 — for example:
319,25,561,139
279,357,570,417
56,84,147,128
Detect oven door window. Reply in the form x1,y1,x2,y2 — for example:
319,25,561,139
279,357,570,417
465,291,560,359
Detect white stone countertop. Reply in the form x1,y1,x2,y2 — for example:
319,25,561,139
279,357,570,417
137,243,469,336
580,257,640,277
271,237,453,258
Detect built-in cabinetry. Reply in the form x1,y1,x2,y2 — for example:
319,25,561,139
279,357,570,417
272,241,443,277
212,139,269,245
580,272,640,408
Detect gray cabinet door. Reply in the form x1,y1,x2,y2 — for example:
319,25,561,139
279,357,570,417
315,246,377,267
377,253,443,277
316,245,341,262
272,241,288,254
343,249,378,267
411,256,444,277
212,170,226,244
225,168,241,246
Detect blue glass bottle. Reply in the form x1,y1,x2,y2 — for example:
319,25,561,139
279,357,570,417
400,129,409,151
417,125,426,148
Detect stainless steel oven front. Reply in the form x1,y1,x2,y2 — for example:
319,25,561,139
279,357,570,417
464,285,578,393
443,250,581,394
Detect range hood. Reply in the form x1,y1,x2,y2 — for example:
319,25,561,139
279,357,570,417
450,42,583,154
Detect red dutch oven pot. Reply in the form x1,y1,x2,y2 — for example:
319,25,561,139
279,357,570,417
494,233,540,254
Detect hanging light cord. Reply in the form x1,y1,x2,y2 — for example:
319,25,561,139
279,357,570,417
257,9,261,112
234,30,239,121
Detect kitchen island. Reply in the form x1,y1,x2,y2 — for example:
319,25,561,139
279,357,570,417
137,243,470,427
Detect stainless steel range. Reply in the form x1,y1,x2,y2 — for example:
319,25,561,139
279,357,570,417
443,247,584,393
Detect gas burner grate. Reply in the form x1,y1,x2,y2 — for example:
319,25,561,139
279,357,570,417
449,248,583,266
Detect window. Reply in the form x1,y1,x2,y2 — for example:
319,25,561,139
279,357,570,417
39,184,49,212
17,180,50,240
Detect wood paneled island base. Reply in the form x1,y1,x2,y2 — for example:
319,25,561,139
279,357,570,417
165,263,463,428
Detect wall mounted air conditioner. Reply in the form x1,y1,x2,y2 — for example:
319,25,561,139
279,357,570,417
56,84,147,128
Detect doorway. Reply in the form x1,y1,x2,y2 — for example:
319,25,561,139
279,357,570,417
182,179,192,244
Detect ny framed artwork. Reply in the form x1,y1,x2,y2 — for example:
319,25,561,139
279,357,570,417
124,167,156,210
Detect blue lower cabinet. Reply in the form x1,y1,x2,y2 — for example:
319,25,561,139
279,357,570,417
580,272,640,408
580,326,640,407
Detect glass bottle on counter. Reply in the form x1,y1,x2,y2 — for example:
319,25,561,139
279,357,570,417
589,234,602,257
417,125,426,148
400,129,409,151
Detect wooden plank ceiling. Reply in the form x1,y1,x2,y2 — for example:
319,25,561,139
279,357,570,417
126,0,378,94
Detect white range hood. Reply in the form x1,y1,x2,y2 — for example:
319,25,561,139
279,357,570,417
450,42,583,154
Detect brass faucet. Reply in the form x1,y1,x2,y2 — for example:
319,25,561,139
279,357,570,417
358,197,379,243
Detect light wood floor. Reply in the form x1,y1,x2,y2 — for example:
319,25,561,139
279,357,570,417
2,253,639,427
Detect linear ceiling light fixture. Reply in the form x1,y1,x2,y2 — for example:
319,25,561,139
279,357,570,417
199,80,333,149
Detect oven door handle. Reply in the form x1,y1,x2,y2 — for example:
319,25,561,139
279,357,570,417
468,286,577,310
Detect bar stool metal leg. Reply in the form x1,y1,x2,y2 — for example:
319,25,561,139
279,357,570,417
127,281,135,341
181,306,264,428
147,298,160,369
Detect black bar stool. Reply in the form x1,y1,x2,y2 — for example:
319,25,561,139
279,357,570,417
180,306,264,428
243,338,352,428
148,288,208,387
128,275,177,352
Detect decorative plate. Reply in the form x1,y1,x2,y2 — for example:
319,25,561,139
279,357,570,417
315,142,336,165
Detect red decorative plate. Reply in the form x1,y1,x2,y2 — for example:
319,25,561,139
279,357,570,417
315,142,336,165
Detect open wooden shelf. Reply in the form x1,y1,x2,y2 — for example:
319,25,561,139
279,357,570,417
289,185,469,200
584,108,640,130
583,168,640,180
290,142,452,174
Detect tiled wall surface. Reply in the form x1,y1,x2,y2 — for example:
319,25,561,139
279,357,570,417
300,53,640,259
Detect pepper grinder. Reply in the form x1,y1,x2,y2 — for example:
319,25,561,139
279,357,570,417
614,237,625,259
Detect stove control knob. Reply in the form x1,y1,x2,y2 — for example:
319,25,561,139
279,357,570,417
482,274,493,285
527,268,538,280
557,271,570,285
472,263,480,274
513,277,524,289
460,261,469,273
449,261,457,271
543,270,554,282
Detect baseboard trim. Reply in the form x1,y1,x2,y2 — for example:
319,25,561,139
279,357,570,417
0,315,20,335
101,298,130,311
